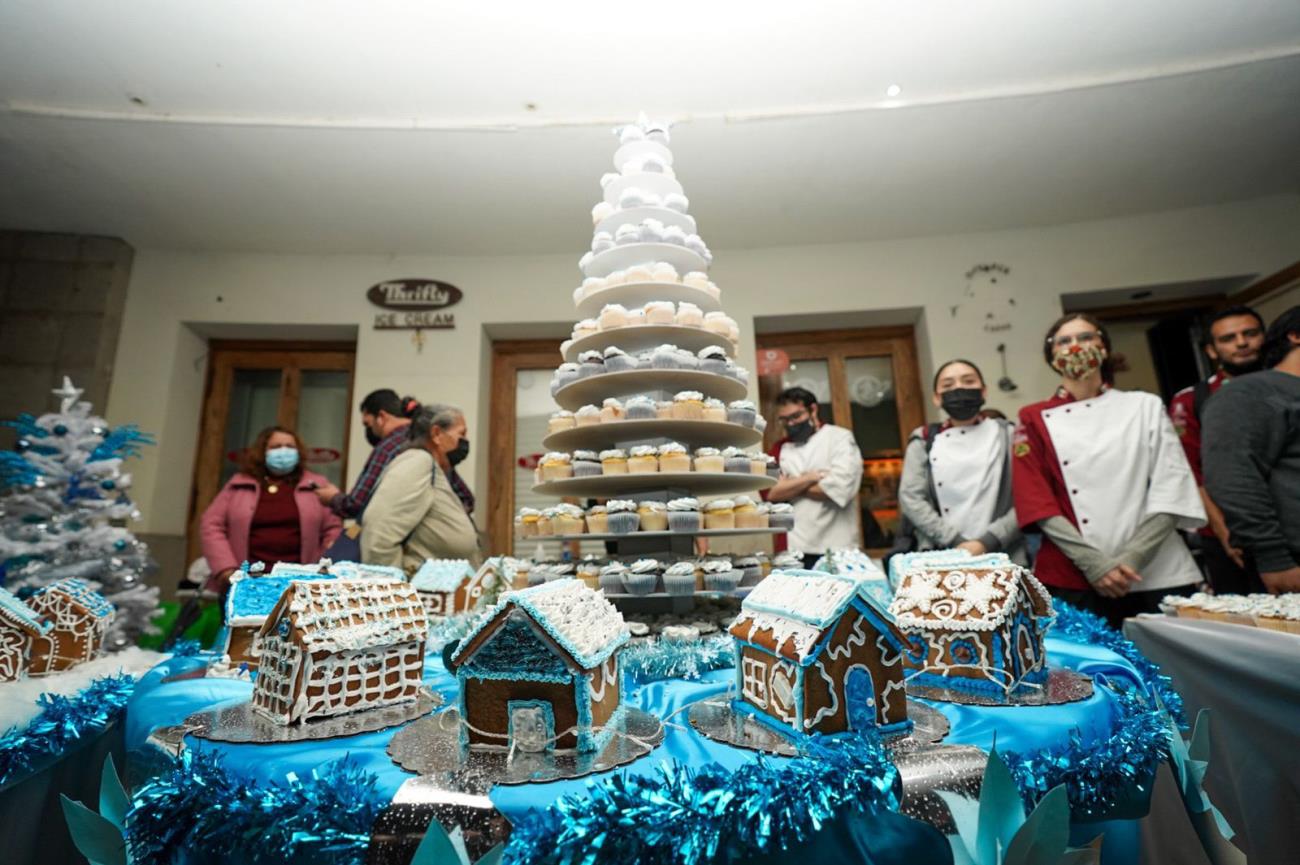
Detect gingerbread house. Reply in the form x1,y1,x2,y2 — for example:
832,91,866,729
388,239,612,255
411,557,510,618
730,570,912,737
220,570,335,670
447,579,629,754
0,587,51,681
814,547,894,609
251,579,428,725
888,554,1055,696
269,559,407,582
23,578,115,675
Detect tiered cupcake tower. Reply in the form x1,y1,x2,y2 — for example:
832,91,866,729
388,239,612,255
525,115,787,606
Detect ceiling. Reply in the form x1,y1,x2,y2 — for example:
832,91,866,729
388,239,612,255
2,0,1298,255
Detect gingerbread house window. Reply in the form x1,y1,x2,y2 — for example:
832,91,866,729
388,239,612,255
741,656,768,707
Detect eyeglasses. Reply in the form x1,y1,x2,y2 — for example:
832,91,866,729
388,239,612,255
777,409,809,425
1049,331,1101,349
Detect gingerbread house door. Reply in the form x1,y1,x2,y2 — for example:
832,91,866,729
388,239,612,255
508,701,553,753
845,666,878,731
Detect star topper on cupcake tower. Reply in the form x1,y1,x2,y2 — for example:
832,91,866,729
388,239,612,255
521,115,790,608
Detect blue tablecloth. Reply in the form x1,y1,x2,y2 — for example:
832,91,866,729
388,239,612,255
126,634,1147,863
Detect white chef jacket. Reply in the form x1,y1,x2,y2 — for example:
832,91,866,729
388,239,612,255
1037,388,1205,591
930,418,1006,542
778,424,863,553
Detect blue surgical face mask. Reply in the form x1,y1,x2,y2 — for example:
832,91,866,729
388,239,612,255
265,446,300,475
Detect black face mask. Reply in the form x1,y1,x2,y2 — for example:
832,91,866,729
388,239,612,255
364,425,383,447
786,419,816,444
447,438,470,466
940,388,985,421
1219,357,1262,377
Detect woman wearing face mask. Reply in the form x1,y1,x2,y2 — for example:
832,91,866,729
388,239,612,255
199,426,342,595
1012,313,1205,628
361,403,481,572
898,359,1026,564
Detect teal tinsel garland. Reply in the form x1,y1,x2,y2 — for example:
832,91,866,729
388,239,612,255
1001,684,1172,818
0,673,135,786
620,635,735,687
1052,601,1187,727
503,733,900,865
126,749,386,865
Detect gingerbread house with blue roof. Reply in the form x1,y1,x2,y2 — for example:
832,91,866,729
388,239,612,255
0,586,52,681
412,557,512,618
23,578,115,675
446,578,629,754
221,569,335,670
888,553,1055,697
729,570,912,737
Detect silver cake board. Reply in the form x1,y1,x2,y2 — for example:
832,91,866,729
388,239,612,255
904,667,1094,707
686,697,951,757
386,706,663,787
183,689,442,744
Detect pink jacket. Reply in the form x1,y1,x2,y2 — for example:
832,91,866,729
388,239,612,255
199,470,343,575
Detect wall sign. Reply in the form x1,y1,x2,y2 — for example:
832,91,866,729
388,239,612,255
367,278,462,331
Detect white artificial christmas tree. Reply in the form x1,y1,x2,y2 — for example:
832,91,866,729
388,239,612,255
0,377,161,650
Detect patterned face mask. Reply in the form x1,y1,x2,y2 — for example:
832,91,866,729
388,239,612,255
1051,343,1107,380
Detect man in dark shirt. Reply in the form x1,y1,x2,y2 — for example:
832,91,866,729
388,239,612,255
1168,305,1266,592
313,389,416,519
1203,306,1300,594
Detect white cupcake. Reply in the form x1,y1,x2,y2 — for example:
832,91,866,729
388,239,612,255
547,410,576,434
667,497,702,533
639,219,666,243
572,450,601,478
625,264,655,284
606,500,639,534
552,363,581,393
723,447,753,473
614,223,641,246
591,231,615,254
600,397,625,423
591,201,615,224
645,301,676,325
618,187,647,209
727,400,757,427
575,404,602,426
682,271,711,291
652,343,683,369
604,346,635,372
698,345,729,375
769,502,795,530
625,306,647,327
605,269,629,287
599,304,629,330
662,192,689,213
624,559,660,595
676,302,704,328
663,561,698,596
662,225,688,246
702,398,727,423
574,318,599,339
650,262,679,283
578,251,594,272
703,311,731,336
625,395,657,420
600,171,621,188
578,349,605,378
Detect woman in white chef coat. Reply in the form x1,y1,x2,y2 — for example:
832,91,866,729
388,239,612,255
1012,313,1205,627
898,359,1026,564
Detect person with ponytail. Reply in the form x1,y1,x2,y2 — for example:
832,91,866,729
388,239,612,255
1011,313,1205,627
897,359,1025,563
313,389,421,520
361,403,481,572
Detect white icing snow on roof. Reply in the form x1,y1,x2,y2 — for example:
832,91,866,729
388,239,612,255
265,579,427,652
453,578,628,669
731,570,883,662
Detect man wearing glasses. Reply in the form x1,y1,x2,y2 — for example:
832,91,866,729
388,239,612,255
767,387,864,569
1168,305,1267,594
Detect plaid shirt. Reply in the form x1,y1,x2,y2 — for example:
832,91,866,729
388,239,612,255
329,428,407,519
447,467,475,514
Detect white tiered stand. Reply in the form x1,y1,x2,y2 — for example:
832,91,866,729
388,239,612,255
525,122,786,612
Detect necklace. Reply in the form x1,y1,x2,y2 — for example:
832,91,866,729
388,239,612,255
266,480,279,494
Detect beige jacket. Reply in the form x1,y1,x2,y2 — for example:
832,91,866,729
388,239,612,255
360,448,481,573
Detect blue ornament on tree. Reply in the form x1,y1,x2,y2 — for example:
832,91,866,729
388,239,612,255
52,424,68,436
100,479,116,491
113,539,127,551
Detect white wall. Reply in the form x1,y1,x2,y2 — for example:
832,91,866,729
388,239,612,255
107,194,1300,537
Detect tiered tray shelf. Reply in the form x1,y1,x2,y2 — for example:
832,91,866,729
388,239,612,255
533,471,773,498
542,419,762,451
562,325,734,363
575,281,721,319
553,369,746,411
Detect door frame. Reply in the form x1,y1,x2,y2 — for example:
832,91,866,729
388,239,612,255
188,339,356,563
755,326,925,451
487,338,562,555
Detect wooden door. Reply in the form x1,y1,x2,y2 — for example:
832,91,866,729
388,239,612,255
188,340,356,562
756,327,925,555
487,339,564,555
